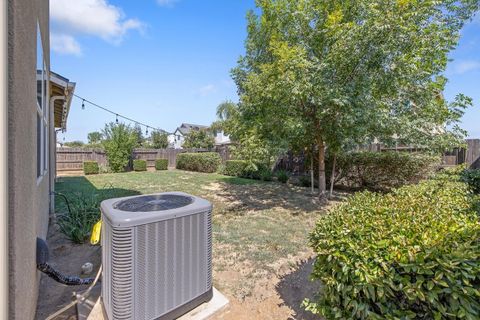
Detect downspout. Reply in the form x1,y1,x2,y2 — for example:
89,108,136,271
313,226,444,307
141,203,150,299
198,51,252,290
0,0,8,317
49,96,65,215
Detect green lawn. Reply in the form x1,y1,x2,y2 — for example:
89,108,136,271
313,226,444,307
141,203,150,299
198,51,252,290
55,169,329,298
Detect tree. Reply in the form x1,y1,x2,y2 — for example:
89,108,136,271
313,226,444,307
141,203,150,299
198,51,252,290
63,140,85,148
183,129,215,149
87,131,103,146
102,122,138,172
150,131,169,149
232,0,478,198
133,124,145,147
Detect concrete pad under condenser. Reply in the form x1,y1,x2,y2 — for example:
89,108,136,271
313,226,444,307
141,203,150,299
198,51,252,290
85,287,229,320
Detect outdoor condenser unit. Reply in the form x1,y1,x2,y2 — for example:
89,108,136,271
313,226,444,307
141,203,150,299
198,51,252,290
101,192,213,320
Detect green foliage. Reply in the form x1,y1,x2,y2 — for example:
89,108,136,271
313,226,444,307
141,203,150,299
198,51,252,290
231,0,478,194
276,170,289,183
307,178,480,319
63,140,85,148
183,129,215,149
224,160,249,177
150,131,169,149
83,161,99,175
133,159,147,172
259,168,274,181
102,122,138,173
461,169,480,194
155,158,168,171
133,124,145,147
322,152,440,191
176,152,221,173
87,131,103,145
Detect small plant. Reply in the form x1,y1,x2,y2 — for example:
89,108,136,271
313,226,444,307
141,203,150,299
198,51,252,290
299,175,311,188
133,159,147,171
83,161,99,175
461,168,480,193
276,170,289,183
259,168,273,181
155,158,168,170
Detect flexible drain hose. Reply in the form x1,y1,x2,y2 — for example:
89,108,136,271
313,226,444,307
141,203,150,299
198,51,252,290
36,237,94,285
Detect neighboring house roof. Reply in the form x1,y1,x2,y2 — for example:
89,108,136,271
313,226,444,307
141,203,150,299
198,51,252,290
49,71,75,130
176,123,209,135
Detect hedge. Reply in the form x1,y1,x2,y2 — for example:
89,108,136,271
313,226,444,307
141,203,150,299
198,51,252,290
322,151,440,191
132,159,147,172
83,161,99,175
223,160,274,181
224,160,249,176
155,158,168,171
176,152,221,173
461,168,480,194
306,176,480,319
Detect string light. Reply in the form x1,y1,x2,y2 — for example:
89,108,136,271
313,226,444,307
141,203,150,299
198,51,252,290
73,94,170,135
145,127,149,135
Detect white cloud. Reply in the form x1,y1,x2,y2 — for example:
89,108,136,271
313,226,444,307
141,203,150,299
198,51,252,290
197,84,217,97
50,0,144,55
50,33,82,56
156,0,179,7
452,60,480,75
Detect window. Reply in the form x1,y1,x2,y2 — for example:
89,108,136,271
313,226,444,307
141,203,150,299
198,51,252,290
36,25,48,179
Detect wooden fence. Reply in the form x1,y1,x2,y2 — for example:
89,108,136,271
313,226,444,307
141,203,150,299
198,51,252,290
275,139,480,174
56,146,231,172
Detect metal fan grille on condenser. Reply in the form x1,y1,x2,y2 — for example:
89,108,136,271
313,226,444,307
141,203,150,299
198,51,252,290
113,194,194,212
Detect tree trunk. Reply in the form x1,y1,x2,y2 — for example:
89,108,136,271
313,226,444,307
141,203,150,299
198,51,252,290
318,143,326,199
310,152,314,194
329,152,336,199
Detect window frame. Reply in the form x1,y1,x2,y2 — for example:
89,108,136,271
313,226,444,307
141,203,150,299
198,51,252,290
36,23,48,183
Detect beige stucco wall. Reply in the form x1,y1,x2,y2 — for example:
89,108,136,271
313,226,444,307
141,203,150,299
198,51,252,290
8,0,51,318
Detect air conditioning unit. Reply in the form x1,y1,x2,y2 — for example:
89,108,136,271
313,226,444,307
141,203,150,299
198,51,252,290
101,192,213,320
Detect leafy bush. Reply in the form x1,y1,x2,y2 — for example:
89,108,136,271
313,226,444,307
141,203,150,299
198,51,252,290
224,160,249,176
155,158,168,170
182,129,215,149
461,169,480,194
83,161,99,175
307,178,480,319
176,152,221,173
259,168,273,181
276,169,289,183
322,151,440,191
299,175,312,188
102,123,138,172
150,131,169,149
133,159,147,171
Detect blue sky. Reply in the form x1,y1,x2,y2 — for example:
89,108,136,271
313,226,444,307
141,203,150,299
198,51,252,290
51,0,480,143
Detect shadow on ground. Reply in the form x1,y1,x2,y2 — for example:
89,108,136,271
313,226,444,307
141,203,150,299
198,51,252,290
276,258,323,320
213,182,327,214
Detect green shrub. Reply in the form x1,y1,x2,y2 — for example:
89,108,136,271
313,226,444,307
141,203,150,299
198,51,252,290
83,161,99,175
461,168,480,194
276,169,289,183
259,168,273,181
102,123,138,172
321,151,440,191
307,178,480,319
176,152,221,173
224,160,249,176
133,159,147,171
299,175,312,188
155,158,168,170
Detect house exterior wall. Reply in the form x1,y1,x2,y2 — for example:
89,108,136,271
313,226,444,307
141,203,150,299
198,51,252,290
8,0,51,318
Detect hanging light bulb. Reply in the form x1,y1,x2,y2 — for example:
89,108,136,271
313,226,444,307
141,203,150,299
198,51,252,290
116,114,119,124
81,99,85,110
145,126,149,135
